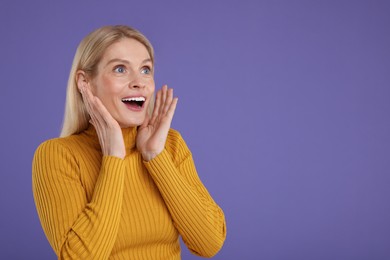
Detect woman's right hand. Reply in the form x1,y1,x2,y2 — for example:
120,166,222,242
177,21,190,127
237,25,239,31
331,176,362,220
79,84,126,159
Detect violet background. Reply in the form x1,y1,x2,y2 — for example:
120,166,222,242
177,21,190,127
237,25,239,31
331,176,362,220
1,0,390,259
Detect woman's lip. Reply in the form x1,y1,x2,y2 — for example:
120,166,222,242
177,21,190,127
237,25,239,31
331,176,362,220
123,102,144,111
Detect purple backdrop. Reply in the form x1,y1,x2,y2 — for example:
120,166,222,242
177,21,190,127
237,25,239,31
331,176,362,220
1,0,389,259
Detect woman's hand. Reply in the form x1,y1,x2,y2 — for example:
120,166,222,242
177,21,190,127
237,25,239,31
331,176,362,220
137,85,178,161
79,84,126,159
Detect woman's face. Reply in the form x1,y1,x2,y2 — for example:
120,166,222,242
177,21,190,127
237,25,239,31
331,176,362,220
90,38,155,128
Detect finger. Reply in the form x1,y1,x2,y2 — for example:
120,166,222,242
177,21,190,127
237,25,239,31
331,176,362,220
158,85,168,117
166,97,178,119
83,86,110,129
149,88,161,125
80,85,94,119
157,97,178,133
82,86,100,124
93,97,115,126
139,112,150,130
162,87,174,115
155,85,168,126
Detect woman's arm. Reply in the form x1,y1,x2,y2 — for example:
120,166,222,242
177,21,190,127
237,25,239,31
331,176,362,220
143,130,226,257
32,140,126,259
33,80,127,259
136,85,226,256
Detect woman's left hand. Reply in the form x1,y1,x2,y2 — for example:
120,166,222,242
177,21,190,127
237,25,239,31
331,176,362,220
136,85,178,161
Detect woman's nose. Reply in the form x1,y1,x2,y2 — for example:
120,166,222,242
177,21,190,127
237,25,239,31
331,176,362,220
129,83,144,89
128,74,145,89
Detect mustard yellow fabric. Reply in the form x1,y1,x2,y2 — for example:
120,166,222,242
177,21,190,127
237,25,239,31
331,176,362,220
32,125,226,259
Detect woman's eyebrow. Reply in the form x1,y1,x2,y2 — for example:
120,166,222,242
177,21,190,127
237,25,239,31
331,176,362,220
141,58,152,64
105,58,130,67
104,58,152,67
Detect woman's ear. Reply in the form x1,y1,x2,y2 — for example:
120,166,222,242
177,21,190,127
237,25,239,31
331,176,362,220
76,70,88,92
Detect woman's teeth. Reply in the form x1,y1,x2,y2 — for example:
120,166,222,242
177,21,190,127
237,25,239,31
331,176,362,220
122,97,145,102
122,97,145,107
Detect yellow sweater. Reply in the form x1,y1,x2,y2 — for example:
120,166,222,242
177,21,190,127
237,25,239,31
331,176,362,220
32,125,226,259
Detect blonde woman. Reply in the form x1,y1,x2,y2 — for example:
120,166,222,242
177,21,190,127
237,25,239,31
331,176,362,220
32,25,226,259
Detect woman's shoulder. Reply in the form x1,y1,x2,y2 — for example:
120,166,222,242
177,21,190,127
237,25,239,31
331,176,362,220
167,128,181,140
165,128,192,164
34,136,72,159
32,135,88,182
34,133,89,159
166,128,187,148
38,133,81,148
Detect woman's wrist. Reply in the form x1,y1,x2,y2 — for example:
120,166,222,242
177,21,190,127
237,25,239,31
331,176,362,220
142,151,159,162
103,147,125,160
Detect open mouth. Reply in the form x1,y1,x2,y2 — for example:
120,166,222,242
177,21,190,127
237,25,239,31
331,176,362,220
121,97,145,109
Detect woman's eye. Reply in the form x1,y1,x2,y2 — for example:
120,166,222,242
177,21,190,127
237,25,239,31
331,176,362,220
114,66,126,73
141,67,152,75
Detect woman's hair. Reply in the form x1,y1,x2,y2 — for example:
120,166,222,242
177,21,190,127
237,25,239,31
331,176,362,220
60,25,155,137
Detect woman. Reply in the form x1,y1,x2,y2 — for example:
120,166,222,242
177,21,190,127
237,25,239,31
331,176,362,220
32,25,226,259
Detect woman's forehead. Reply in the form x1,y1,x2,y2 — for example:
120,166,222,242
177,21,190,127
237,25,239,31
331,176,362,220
101,38,151,65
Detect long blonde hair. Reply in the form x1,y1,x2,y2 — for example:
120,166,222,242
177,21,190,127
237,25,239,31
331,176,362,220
60,25,155,137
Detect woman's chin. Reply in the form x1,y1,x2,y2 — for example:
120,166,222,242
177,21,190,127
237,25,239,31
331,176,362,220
117,117,145,128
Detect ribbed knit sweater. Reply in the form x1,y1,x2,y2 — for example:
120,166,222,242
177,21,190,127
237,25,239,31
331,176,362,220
32,125,226,259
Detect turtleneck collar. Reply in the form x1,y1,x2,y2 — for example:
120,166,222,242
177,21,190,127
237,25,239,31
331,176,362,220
84,124,138,154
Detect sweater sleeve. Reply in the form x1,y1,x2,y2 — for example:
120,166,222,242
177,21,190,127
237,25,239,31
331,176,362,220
32,139,125,260
143,130,226,257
